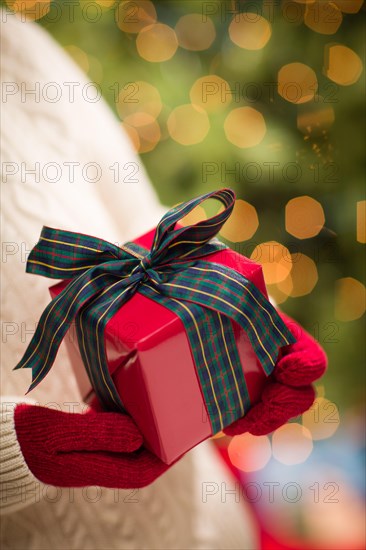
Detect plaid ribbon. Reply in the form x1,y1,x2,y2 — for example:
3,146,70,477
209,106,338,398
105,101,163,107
15,188,295,432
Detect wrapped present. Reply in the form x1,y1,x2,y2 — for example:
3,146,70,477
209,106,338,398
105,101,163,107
15,188,295,464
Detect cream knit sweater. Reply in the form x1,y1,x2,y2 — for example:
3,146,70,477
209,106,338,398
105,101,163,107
0,12,257,550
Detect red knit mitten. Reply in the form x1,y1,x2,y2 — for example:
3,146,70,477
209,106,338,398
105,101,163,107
14,404,169,488
224,312,327,436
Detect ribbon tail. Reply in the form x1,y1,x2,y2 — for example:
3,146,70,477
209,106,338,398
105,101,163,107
75,278,139,412
13,276,83,392
14,267,121,394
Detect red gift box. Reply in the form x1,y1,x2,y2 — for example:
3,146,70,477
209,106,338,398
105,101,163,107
50,226,269,465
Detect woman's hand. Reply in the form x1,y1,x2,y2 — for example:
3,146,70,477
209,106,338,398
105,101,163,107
13,311,327,488
14,402,169,489
224,312,327,436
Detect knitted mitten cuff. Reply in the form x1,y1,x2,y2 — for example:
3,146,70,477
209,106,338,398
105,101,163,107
0,397,42,515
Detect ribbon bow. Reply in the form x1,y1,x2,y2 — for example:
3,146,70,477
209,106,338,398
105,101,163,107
15,189,295,432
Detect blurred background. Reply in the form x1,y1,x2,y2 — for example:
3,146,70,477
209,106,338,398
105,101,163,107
2,1,365,548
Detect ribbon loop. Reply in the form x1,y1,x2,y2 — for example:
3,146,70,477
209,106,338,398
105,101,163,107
151,188,235,265
15,188,296,428
26,226,127,279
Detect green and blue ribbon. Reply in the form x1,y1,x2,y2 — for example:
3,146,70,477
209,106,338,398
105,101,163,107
14,188,295,432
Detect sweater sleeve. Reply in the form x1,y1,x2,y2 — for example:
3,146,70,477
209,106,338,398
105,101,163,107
0,398,43,516
0,9,165,516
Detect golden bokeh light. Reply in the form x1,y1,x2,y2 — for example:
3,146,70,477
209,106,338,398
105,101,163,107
179,205,207,227
136,23,178,63
210,431,226,439
7,0,38,6
335,277,366,321
64,45,90,74
87,55,103,83
303,398,340,440
121,122,140,152
190,75,232,112
272,269,294,300
324,44,363,86
286,196,325,239
357,201,366,243
272,423,313,465
219,200,259,242
266,283,290,306
115,0,157,33
250,241,293,285
297,95,335,135
94,0,115,7
116,81,162,120
224,107,266,149
228,433,272,472
124,113,161,153
10,0,39,4
304,1,343,34
228,14,272,50
7,0,50,20
167,104,210,145
277,254,318,297
278,63,318,104
175,14,216,51
332,0,364,13
134,122,160,154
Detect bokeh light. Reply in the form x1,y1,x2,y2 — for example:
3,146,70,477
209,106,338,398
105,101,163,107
250,241,293,285
302,397,340,440
332,0,365,13
64,45,90,74
210,430,226,439
274,275,294,304
272,423,313,465
6,0,50,20
179,205,207,227
175,14,216,51
324,44,363,86
87,55,103,83
136,23,178,63
219,200,259,242
228,14,272,50
333,0,364,12
115,0,157,34
94,0,115,7
277,253,319,297
335,277,366,321
302,480,366,549
121,122,140,152
278,63,318,104
297,95,335,136
167,104,210,145
286,196,325,239
7,0,38,7
224,107,266,148
357,200,366,243
228,433,272,472
267,283,291,306
304,1,343,35
123,113,161,153
2,6,365,549
190,75,232,112
116,80,162,120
